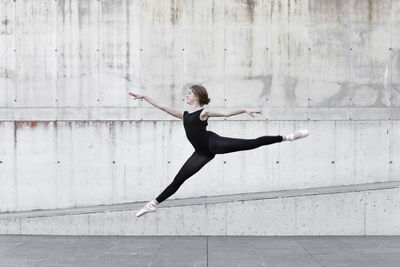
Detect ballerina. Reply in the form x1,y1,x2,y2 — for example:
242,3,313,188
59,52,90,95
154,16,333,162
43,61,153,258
129,85,309,217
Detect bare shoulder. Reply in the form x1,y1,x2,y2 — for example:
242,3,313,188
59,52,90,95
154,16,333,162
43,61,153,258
200,107,209,121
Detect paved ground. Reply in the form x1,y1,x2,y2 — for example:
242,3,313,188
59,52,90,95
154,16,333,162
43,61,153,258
0,235,399,267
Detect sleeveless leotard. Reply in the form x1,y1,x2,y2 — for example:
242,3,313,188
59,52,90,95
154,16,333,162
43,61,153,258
183,108,218,156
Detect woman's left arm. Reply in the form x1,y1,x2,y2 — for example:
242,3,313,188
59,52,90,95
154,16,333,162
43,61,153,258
206,108,262,118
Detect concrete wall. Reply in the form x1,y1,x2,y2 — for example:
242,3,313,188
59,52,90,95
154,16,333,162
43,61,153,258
0,0,399,212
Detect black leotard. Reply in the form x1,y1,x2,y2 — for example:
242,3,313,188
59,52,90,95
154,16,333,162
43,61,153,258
183,108,217,156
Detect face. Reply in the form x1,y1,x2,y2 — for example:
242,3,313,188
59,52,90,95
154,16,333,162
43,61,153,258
185,88,198,105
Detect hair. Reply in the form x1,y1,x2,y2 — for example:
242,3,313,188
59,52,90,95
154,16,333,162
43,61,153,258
190,84,211,106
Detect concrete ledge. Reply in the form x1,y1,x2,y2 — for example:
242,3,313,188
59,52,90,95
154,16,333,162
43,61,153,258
1,180,399,220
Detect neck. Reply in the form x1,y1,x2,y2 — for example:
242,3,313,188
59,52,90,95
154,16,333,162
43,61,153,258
189,104,202,111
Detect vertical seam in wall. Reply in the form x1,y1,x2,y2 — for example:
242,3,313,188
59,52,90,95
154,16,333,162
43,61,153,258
306,8,310,121
55,0,59,119
294,197,298,234
55,122,59,208
55,0,59,209
333,121,336,185
97,0,100,113
223,0,227,192
349,0,353,120
180,0,183,109
223,0,226,110
13,0,18,211
139,0,142,120
363,191,366,235
14,0,17,103
390,1,393,115
389,120,392,179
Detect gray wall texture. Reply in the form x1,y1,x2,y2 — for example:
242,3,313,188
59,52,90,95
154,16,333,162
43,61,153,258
0,0,399,212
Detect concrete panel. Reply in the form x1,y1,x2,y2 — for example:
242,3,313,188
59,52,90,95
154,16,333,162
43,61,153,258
308,0,352,108
181,0,225,107
277,120,300,189
140,0,182,110
350,107,391,120
333,121,355,185
153,120,186,201
57,107,99,121
55,122,74,209
226,198,297,235
15,122,57,211
267,0,309,108
67,122,113,206
88,210,141,235
393,0,400,49
296,191,365,235
158,204,207,235
365,188,400,235
264,121,281,191
15,0,57,107
20,214,89,235
0,122,16,212
220,121,270,194
0,0,16,107
57,0,99,108
349,0,392,108
277,120,333,190
290,120,335,188
308,107,350,120
13,108,57,121
267,107,309,120
126,121,168,202
0,219,20,235
390,121,400,180
391,49,400,107
99,0,141,108
225,0,268,107
204,202,227,235
353,121,390,183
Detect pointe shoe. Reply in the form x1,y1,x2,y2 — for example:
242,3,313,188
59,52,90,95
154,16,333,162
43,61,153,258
285,129,309,141
136,200,158,217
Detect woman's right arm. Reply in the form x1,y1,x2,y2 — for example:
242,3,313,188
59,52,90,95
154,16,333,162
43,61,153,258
129,92,183,119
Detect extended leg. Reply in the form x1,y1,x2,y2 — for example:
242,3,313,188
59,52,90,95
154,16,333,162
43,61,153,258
155,151,215,204
209,134,283,155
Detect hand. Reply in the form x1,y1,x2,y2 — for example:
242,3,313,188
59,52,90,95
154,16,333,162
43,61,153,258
245,109,263,118
128,92,144,100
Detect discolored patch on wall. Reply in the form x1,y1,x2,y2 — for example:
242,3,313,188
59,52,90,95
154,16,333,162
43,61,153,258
283,76,299,104
246,0,255,23
246,75,272,101
170,0,180,25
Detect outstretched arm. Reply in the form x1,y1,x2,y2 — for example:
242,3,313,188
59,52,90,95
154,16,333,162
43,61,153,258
205,108,262,118
128,92,183,119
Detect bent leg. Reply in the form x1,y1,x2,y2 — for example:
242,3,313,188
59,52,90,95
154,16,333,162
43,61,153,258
209,134,282,155
155,151,214,204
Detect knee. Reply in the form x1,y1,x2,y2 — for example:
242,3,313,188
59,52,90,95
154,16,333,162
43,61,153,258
171,176,185,187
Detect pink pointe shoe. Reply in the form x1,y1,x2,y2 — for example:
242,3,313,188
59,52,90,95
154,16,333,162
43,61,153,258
285,129,309,141
136,200,158,217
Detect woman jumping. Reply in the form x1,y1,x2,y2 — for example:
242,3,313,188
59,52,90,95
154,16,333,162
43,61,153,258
129,85,309,217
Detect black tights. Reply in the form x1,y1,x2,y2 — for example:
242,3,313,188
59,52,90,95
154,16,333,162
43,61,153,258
155,135,283,203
